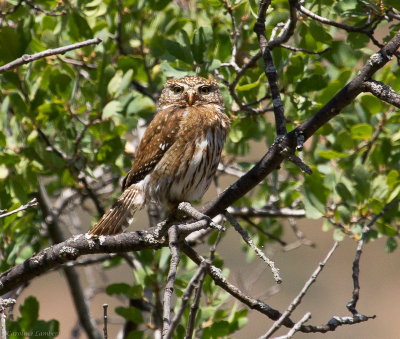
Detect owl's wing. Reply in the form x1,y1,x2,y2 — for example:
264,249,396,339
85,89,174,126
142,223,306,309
122,106,182,189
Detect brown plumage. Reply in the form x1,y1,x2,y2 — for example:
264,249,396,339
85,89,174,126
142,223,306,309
88,76,230,236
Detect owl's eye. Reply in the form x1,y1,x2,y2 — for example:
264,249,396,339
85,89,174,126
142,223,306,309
173,86,183,94
199,86,210,94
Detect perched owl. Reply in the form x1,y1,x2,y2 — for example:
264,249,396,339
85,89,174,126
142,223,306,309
89,76,230,235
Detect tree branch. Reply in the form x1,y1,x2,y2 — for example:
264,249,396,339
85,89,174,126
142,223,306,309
0,37,102,74
37,181,101,339
261,242,339,338
254,0,287,136
203,30,400,220
347,198,400,316
162,225,180,336
362,79,400,108
225,211,282,284
0,198,38,219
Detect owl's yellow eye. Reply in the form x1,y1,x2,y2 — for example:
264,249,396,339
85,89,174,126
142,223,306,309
173,86,183,94
199,86,210,94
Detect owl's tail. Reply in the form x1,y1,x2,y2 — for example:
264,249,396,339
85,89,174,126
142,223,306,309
88,184,145,236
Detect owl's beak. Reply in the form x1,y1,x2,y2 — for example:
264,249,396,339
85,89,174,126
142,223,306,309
186,92,196,105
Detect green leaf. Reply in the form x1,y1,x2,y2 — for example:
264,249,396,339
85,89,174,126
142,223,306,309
285,54,304,83
336,182,354,202
303,170,329,218
309,21,332,44
337,205,351,224
333,228,345,241
387,170,399,188
202,59,221,72
237,81,260,92
387,184,400,203
347,32,370,49
103,100,123,119
0,131,6,147
353,165,370,197
108,70,124,96
0,165,9,180
383,0,400,11
377,222,398,236
68,11,93,41
125,330,144,339
20,296,39,330
165,39,193,64
350,124,373,140
116,306,144,323
296,74,328,94
191,27,212,63
0,27,25,63
386,237,398,253
160,61,194,77
32,319,59,339
360,94,383,114
317,150,348,159
96,137,123,162
106,283,131,295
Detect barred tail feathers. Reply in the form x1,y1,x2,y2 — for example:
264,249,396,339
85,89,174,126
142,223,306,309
88,185,145,236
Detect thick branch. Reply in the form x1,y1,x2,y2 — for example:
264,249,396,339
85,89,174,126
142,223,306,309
254,0,287,136
0,37,102,74
0,229,166,296
362,79,400,108
204,30,400,219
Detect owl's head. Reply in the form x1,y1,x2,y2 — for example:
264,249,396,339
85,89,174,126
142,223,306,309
158,76,224,109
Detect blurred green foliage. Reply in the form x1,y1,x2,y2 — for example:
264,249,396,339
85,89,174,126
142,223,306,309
1,0,400,337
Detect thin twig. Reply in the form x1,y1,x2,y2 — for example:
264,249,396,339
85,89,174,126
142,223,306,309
283,218,315,251
297,3,375,33
61,254,117,268
185,265,207,339
347,198,400,316
0,198,38,219
103,304,108,339
280,45,331,55
272,312,312,339
261,242,339,338
268,0,298,46
241,216,287,246
0,0,23,17
0,299,15,339
162,225,180,337
165,262,208,338
0,37,102,73
224,211,282,284
178,202,226,232
221,0,241,72
25,0,66,16
227,205,305,218
254,0,287,136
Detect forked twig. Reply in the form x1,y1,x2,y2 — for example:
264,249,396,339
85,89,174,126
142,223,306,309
224,211,282,284
261,242,339,338
162,225,180,336
0,37,102,73
0,198,38,219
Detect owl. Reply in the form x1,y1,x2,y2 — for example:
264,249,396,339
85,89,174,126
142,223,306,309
89,75,230,236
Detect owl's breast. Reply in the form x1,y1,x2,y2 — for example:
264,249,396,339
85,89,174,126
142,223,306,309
145,105,228,206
